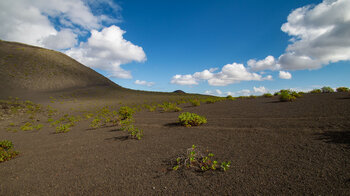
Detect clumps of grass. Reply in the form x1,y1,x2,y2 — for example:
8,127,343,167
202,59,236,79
144,104,157,112
321,86,334,93
55,123,73,133
118,106,143,140
160,102,182,112
263,93,273,98
0,140,19,162
20,122,34,131
178,112,207,127
279,89,302,102
336,87,349,92
172,145,231,172
189,99,201,106
310,89,322,93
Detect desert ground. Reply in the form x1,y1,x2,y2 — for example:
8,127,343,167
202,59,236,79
1,91,350,195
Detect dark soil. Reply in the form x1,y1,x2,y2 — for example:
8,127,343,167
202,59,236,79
1,92,350,195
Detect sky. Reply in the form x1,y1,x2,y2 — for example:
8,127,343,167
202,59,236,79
1,0,350,96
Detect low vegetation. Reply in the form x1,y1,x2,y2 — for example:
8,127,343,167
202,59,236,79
178,112,207,127
279,89,302,102
263,93,273,98
336,87,349,92
321,86,334,93
0,140,19,162
172,145,231,172
118,106,143,140
189,99,201,106
310,89,322,93
159,102,182,112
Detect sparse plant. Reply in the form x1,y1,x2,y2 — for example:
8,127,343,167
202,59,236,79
118,106,135,120
280,91,296,102
34,124,43,130
336,87,349,92
0,140,19,162
90,118,101,129
20,122,34,131
55,123,72,133
189,99,201,106
160,102,182,112
172,145,230,172
178,112,207,127
321,86,334,93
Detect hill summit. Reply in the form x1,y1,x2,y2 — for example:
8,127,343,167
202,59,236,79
0,40,119,96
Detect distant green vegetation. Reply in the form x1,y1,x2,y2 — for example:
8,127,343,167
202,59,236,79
279,89,302,102
321,86,334,93
263,93,273,98
336,87,349,92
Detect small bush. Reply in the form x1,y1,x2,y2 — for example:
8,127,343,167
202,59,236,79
55,123,72,133
226,95,235,101
0,140,19,162
321,86,334,93
20,122,33,131
189,99,201,106
263,93,273,98
178,112,207,127
118,106,135,120
160,102,182,112
172,145,230,172
273,92,280,96
280,91,296,102
336,87,349,92
310,89,321,93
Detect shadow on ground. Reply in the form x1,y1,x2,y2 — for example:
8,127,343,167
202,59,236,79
316,130,350,148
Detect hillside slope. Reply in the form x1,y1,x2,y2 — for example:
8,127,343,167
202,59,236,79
0,40,120,96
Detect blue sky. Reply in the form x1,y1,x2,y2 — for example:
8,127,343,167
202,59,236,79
1,0,349,96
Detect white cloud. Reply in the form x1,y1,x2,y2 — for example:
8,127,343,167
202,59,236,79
253,86,268,94
171,62,271,86
134,80,155,87
279,71,292,79
65,25,146,79
278,0,350,70
247,55,280,71
171,74,198,85
238,89,251,96
42,29,77,50
215,89,222,95
226,91,234,96
204,90,213,95
0,0,144,79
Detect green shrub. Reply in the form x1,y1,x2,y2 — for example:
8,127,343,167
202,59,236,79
189,99,201,106
273,92,280,96
321,86,334,93
263,93,273,98
310,89,321,93
55,123,72,133
280,91,296,102
178,112,207,127
0,140,19,162
20,122,33,131
90,118,101,129
172,145,230,172
118,106,135,120
336,87,349,92
226,95,235,100
160,102,182,112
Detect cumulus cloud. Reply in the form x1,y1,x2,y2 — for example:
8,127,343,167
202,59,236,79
278,0,350,70
134,80,155,87
41,29,77,50
0,0,144,79
279,71,292,79
238,89,251,96
65,25,146,79
253,86,268,94
215,89,223,95
171,62,271,86
247,56,280,71
170,74,198,85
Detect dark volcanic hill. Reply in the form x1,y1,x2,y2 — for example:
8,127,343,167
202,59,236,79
0,40,120,96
